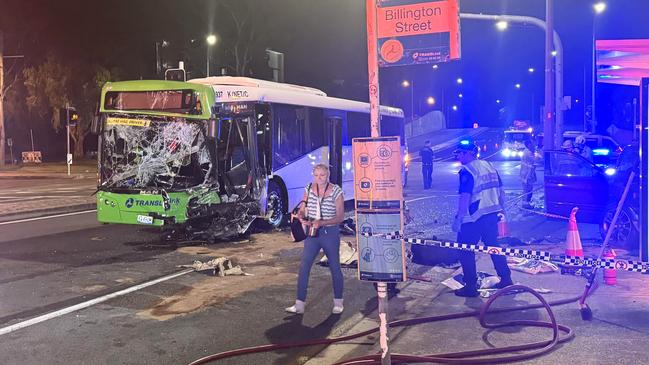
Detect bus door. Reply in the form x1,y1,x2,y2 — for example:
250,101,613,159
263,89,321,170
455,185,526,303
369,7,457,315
215,121,259,200
326,117,343,186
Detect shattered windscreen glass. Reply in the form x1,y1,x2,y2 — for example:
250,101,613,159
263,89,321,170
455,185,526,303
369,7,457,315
100,116,214,190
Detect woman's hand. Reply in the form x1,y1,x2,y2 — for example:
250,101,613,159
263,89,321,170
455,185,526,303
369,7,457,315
311,220,321,229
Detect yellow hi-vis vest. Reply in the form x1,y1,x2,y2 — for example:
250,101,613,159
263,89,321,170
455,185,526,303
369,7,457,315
461,159,502,223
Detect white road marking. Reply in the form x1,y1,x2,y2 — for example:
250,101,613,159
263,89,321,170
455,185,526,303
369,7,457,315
0,269,194,336
0,210,97,226
405,194,458,203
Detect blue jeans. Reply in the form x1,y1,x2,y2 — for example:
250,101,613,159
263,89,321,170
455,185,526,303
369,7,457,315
297,226,343,301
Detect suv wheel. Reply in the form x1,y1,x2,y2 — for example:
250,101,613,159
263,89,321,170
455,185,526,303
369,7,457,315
600,205,639,250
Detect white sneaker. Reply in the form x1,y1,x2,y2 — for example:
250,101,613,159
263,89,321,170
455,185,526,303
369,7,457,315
332,299,344,314
285,300,305,314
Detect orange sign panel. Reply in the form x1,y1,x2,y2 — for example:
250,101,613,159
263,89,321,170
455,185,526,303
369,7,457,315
375,0,460,67
352,137,403,210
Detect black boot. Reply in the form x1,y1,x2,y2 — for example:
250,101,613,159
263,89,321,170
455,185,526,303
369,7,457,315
454,285,479,297
492,278,514,289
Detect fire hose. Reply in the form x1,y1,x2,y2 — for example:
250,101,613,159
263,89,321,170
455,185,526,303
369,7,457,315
187,285,579,365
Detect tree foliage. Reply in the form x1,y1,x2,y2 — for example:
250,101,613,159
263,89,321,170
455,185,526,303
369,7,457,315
23,54,119,157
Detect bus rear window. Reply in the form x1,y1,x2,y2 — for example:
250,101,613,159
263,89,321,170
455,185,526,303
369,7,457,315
104,90,200,114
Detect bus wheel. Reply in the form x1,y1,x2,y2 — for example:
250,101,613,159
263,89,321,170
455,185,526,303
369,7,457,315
267,180,287,228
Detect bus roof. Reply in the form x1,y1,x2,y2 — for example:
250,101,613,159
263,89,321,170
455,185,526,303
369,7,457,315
188,76,404,118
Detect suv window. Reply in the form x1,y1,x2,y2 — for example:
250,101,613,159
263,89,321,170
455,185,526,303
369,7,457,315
601,138,618,151
584,138,599,150
547,152,596,177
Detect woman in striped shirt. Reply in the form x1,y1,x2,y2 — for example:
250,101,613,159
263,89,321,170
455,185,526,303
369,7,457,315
285,163,346,315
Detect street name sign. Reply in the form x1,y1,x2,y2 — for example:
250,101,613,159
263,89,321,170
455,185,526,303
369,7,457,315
377,0,460,67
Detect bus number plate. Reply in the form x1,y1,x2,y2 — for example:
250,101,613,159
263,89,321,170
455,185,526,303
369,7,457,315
137,215,154,224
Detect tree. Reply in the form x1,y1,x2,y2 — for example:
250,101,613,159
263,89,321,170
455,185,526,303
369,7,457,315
23,54,117,159
0,31,23,167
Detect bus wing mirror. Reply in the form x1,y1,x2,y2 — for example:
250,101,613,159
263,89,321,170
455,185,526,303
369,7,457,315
207,119,217,140
91,115,102,135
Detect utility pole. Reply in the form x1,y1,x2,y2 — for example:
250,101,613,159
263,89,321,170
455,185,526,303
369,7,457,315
544,0,556,150
0,31,5,168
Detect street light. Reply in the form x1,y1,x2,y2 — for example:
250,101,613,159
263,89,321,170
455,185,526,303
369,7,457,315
496,99,501,104
458,93,463,98
515,83,521,89
456,78,463,85
528,67,535,73
402,80,414,121
426,96,436,105
206,34,218,77
495,20,508,31
452,105,458,111
432,64,439,69
591,2,606,132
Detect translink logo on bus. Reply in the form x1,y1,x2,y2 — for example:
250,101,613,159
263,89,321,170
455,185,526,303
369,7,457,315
124,197,180,208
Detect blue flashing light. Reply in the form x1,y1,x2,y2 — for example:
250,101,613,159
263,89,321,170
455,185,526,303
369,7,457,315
460,140,470,145
592,148,610,156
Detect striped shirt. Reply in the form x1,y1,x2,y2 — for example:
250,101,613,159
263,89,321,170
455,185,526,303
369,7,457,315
305,183,343,220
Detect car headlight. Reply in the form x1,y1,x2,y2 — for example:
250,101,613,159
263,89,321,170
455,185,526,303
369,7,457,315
605,167,616,176
517,151,524,157
501,148,511,157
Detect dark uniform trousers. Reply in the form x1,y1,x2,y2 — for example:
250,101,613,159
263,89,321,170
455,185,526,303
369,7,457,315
457,212,511,288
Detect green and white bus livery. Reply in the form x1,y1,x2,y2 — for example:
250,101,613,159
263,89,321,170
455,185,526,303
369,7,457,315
94,77,405,241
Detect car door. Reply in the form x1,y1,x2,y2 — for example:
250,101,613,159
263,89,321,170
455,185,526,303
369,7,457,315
544,150,608,223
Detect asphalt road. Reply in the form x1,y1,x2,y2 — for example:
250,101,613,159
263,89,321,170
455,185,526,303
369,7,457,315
0,158,529,365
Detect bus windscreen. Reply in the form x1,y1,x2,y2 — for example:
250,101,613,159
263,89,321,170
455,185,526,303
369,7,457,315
104,90,200,114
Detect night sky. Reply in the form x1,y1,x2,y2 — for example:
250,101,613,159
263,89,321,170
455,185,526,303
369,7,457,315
2,0,648,154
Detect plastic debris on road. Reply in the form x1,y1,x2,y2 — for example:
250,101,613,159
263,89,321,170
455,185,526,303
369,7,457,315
179,257,248,276
507,256,559,274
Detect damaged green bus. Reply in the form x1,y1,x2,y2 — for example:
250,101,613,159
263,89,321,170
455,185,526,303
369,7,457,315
94,77,405,241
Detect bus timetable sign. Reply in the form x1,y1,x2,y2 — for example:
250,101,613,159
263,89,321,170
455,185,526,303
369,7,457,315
377,0,460,67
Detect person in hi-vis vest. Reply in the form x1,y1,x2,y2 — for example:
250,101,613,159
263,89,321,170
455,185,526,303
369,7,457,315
452,138,513,297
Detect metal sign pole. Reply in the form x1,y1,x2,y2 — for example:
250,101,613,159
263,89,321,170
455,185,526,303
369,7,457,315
66,104,70,175
641,78,648,263
366,1,390,364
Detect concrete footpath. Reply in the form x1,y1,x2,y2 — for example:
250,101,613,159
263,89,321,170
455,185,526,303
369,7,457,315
0,161,97,221
305,219,649,363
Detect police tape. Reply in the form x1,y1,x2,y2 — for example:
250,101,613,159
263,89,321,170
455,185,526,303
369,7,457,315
517,206,570,220
358,231,649,273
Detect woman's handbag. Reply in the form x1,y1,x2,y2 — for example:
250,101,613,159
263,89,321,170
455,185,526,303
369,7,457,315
290,201,307,242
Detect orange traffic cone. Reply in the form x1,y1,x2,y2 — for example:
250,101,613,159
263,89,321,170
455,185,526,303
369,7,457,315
497,213,510,238
603,248,617,285
565,207,584,257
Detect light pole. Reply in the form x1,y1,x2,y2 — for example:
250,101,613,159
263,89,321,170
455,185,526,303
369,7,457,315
402,80,414,121
206,34,217,77
592,2,606,133
465,10,564,149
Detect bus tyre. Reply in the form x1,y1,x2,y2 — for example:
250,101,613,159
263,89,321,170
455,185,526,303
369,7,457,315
267,180,287,228
600,205,639,251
